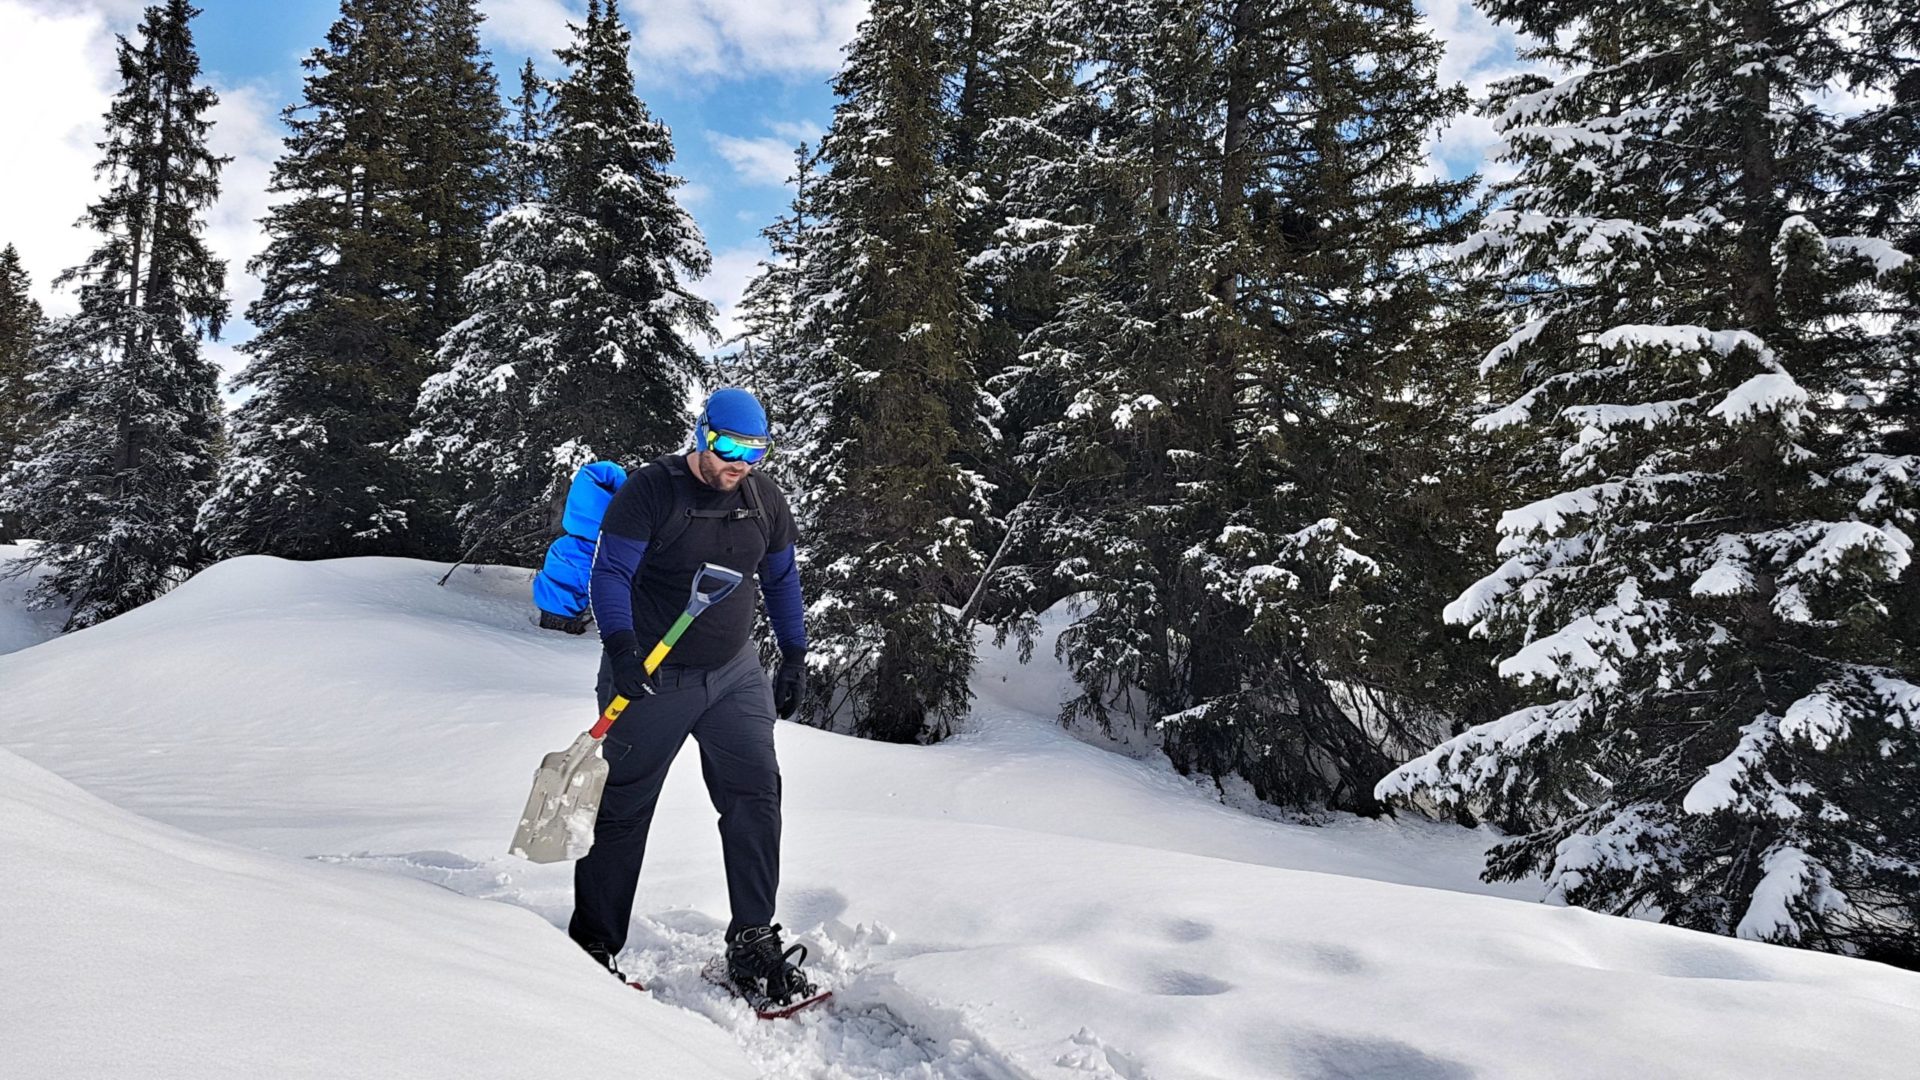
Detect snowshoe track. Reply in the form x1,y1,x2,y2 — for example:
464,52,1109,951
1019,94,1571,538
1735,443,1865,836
622,911,1029,1080
323,852,1031,1080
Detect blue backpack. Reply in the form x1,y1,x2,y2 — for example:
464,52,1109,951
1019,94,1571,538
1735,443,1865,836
532,461,628,628
532,456,773,631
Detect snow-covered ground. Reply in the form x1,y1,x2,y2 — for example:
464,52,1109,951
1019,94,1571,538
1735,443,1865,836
3,555,1918,1079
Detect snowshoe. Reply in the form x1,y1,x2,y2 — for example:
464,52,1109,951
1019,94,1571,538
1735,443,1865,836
706,924,831,1019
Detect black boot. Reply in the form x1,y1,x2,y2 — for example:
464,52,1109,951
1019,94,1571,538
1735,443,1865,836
725,924,814,1005
580,939,625,980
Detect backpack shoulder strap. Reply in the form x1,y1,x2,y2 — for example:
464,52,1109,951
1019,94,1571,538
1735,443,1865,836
641,456,696,558
643,455,774,556
740,472,773,547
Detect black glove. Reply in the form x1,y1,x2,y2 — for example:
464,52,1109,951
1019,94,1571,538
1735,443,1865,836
605,632,655,700
773,649,808,719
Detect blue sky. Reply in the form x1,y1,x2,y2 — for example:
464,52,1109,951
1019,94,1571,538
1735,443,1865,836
0,0,1522,377
188,0,839,258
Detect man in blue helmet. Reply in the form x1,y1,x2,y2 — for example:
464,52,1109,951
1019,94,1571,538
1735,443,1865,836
575,387,816,1005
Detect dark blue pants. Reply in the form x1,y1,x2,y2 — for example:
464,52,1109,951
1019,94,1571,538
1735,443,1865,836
568,644,782,954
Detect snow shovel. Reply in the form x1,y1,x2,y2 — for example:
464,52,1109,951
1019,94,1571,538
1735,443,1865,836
510,562,746,863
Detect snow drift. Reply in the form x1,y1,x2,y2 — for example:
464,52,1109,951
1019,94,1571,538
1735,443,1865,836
0,743,750,1079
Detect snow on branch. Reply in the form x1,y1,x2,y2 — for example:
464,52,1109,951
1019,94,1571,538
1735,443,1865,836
1594,324,1769,364
1708,373,1809,425
1497,599,1642,690
1736,846,1847,943
1562,398,1698,432
1835,455,1920,513
1495,74,1588,126
1480,317,1552,376
1780,690,1851,751
1788,521,1911,582
1683,715,1795,818
1826,236,1911,275
1445,555,1537,627
1374,697,1590,805
1873,675,1920,730
1496,481,1622,546
1690,546,1757,598
1545,803,1680,904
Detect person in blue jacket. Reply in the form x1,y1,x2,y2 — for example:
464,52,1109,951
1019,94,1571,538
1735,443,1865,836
573,387,816,1003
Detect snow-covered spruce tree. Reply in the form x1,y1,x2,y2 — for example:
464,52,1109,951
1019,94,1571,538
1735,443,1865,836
0,0,226,628
0,243,47,541
406,0,714,562
944,0,1077,626
1377,1,1920,961
775,0,992,743
1185,0,1502,810
202,0,503,560
503,58,548,208
985,0,1494,811
414,0,507,336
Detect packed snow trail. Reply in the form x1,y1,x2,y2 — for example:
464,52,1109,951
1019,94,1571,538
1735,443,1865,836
5,555,1920,1079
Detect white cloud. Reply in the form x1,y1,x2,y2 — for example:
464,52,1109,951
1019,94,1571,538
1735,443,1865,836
690,243,769,346
204,81,282,346
634,0,864,74
0,1,281,389
479,0,576,60
1417,0,1526,93
1413,0,1535,186
10,0,145,19
483,0,864,76
710,120,821,187
203,339,251,388
0,1,118,316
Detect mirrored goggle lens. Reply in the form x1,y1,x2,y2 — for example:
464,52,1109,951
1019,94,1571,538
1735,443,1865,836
709,431,771,463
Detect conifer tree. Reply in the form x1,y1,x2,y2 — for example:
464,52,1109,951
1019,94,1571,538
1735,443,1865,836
776,0,992,742
945,0,1076,624
203,0,502,560
415,0,507,334
406,0,714,557
0,243,46,540
1378,0,1920,961
503,59,548,207
722,144,823,575
0,0,226,628
987,0,1492,810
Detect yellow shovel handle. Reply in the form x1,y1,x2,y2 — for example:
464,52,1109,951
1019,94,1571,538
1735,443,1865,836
588,640,674,739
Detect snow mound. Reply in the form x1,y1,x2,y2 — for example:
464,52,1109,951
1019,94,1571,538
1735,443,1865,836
3,555,1919,1079
0,741,750,1079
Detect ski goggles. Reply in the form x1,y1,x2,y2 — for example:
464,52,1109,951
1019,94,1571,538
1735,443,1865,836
706,427,773,464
